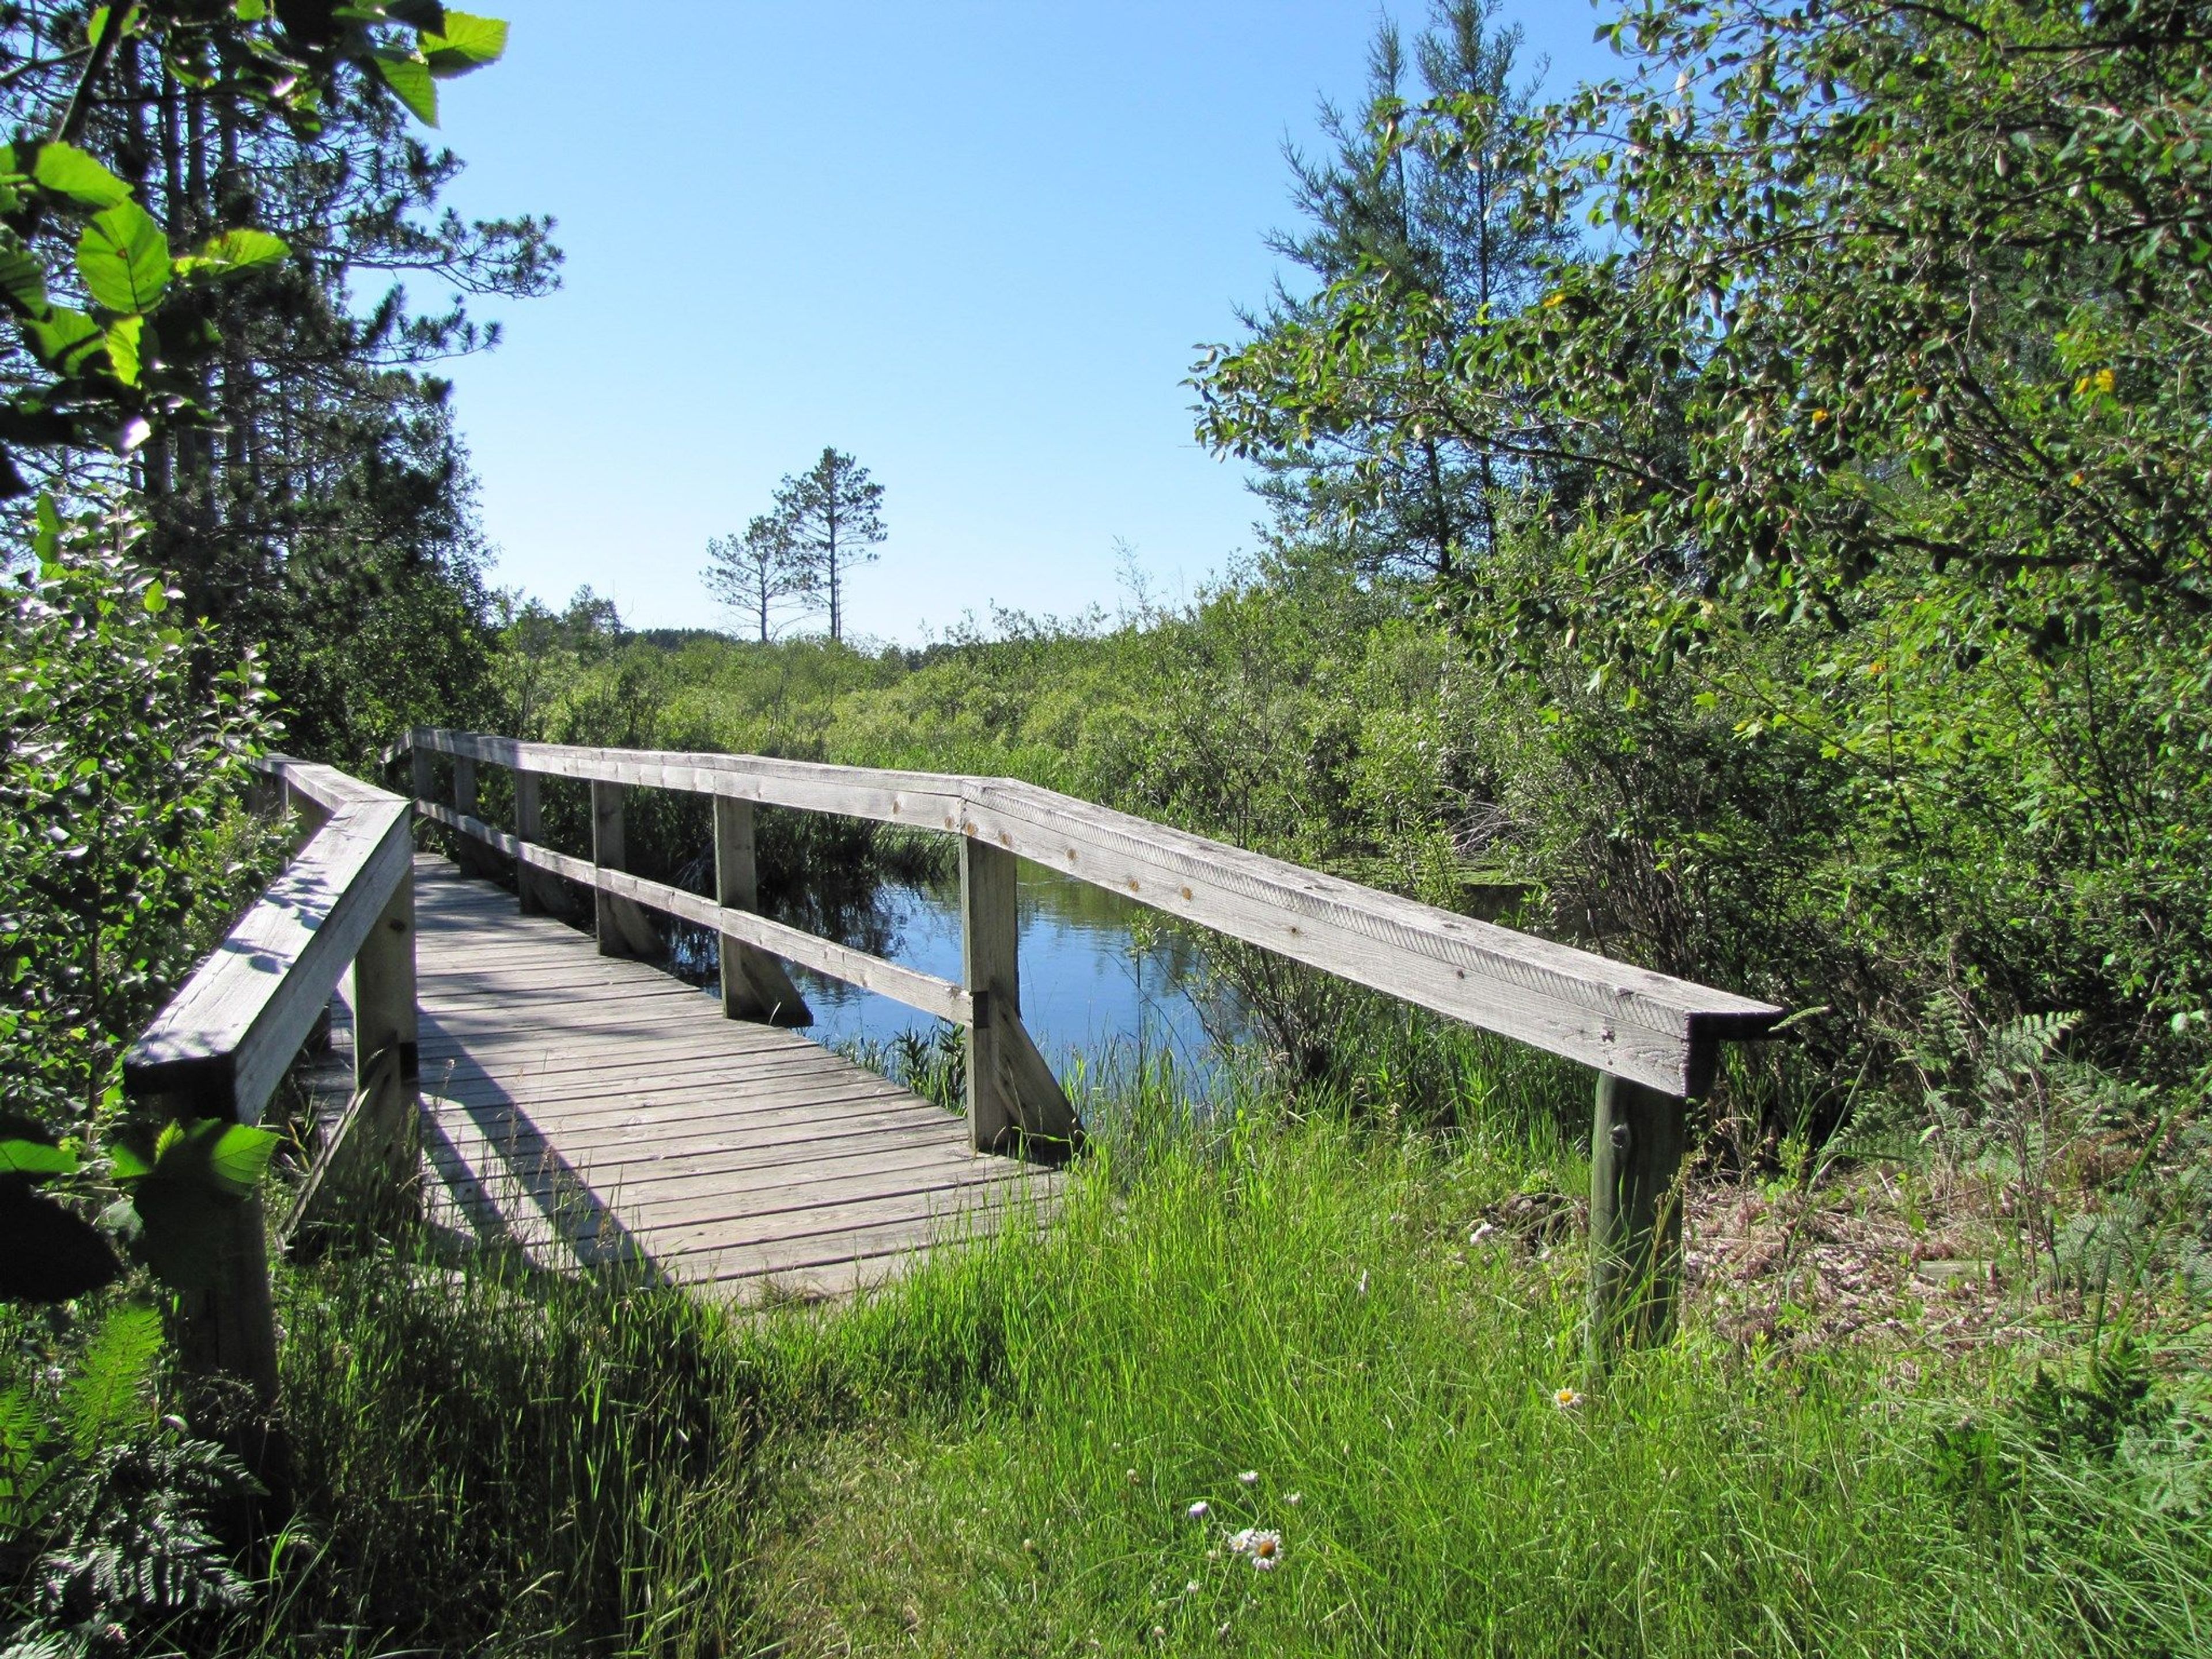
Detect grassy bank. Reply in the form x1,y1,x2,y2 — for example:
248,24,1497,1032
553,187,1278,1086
228,1059,2209,1658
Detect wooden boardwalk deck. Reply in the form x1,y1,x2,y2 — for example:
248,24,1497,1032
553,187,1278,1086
335,857,1055,1300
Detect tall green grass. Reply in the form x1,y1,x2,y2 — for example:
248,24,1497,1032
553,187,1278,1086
231,1083,2212,1657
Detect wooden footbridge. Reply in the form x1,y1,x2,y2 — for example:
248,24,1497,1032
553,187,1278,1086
123,728,1784,1397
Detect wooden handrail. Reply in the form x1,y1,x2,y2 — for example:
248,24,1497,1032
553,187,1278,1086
403,725,1787,1360
402,727,1783,1097
123,754,423,1402
125,759,414,1123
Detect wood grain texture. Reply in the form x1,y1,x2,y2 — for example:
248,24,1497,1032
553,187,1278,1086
393,858,1054,1300
404,728,1784,1094
126,761,412,1123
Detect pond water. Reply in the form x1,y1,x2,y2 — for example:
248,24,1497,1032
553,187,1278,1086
669,861,1233,1089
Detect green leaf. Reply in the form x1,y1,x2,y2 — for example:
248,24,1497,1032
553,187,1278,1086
0,1183,122,1304
25,307,106,375
77,202,170,313
235,0,268,18
104,314,142,385
142,576,166,613
174,226,287,280
29,142,131,209
0,228,49,313
0,1139,77,1178
33,493,60,562
422,11,504,76
202,1122,279,1194
385,0,445,26
373,49,438,124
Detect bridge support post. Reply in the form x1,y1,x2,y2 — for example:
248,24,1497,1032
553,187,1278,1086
959,838,1080,1161
590,780,658,957
351,862,422,1220
1586,1071,1688,1366
514,769,548,915
713,797,813,1025
410,743,434,813
451,756,495,879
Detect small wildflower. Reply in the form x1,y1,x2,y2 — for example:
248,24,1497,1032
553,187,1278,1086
1356,1269,1369,1295
1187,1500,1209,1520
1127,1468,1140,1484
1469,1221,1496,1246
1185,1580,1200,1594
1153,1626,1166,1639
1230,1528,1284,1569
1285,1491,1302,1507
1237,1469,1259,1486
1554,1387,1584,1411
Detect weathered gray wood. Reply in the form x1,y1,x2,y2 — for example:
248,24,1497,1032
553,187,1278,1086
422,802,974,1024
126,789,412,1123
412,744,434,814
714,796,813,1027
589,780,658,957
1587,1072,1688,1362
960,840,1078,1157
402,727,1783,1094
171,1193,280,1405
512,769,551,915
350,862,421,1215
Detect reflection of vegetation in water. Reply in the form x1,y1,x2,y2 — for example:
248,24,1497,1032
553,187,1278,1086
664,810,953,981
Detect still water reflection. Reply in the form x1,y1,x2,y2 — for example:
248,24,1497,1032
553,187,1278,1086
670,861,1231,1086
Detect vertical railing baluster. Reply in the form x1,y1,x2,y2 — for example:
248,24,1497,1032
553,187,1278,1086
713,796,813,1025
1586,1072,1692,1365
960,838,1021,1153
514,767,546,915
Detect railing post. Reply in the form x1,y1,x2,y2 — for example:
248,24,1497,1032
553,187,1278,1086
513,768,547,915
450,754,493,878
592,779,627,956
410,739,433,813
1586,1071,1688,1365
713,796,813,1025
590,780,657,957
960,838,1080,1159
350,860,422,1220
961,839,1020,1153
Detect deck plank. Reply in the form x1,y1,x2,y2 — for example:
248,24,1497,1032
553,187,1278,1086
374,856,1059,1299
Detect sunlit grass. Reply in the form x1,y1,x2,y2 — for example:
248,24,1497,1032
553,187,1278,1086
245,1085,2211,1657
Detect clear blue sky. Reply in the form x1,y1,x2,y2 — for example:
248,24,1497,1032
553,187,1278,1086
427,2,1620,642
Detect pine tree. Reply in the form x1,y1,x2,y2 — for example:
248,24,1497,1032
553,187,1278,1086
772,448,885,643
1232,0,1570,581
704,513,812,642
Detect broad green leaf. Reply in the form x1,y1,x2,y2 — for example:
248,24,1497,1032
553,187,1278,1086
29,143,131,209
86,6,141,49
386,0,445,26
0,1138,77,1178
32,493,60,562
235,0,268,18
104,315,142,385
423,12,505,76
0,1184,122,1304
175,226,287,279
201,1122,278,1194
142,575,166,613
0,229,44,314
123,1177,229,1290
25,308,105,375
77,203,170,313
373,49,438,124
